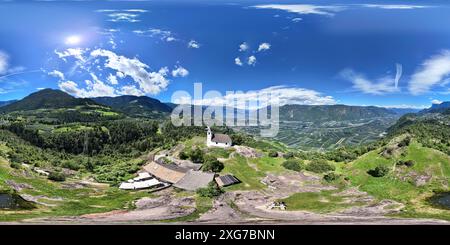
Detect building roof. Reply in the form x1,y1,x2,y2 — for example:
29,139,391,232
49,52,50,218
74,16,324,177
211,133,232,144
143,161,188,184
173,170,215,191
119,178,161,190
215,175,240,187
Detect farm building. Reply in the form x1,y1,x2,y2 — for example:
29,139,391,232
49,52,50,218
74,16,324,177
143,161,188,184
174,170,215,191
215,174,240,187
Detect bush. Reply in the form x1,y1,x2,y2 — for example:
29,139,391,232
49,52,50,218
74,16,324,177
202,155,224,172
396,160,415,167
282,159,303,172
48,171,66,182
10,162,21,169
189,147,205,163
367,165,390,177
283,152,295,159
196,181,223,198
62,160,81,171
268,150,278,158
323,172,340,182
179,151,189,160
306,159,335,173
398,136,411,147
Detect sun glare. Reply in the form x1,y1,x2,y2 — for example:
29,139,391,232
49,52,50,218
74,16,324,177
65,35,81,45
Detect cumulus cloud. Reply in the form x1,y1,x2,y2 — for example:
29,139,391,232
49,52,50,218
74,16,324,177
409,50,450,95
171,66,189,77
340,66,402,95
107,73,118,85
253,4,346,17
258,42,271,52
188,40,200,49
90,49,170,94
239,42,249,52
431,99,443,105
118,85,145,96
54,48,87,62
247,56,257,66
234,57,243,66
48,70,65,80
173,85,336,109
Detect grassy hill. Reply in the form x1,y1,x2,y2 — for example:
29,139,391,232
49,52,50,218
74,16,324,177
91,95,172,118
0,89,99,113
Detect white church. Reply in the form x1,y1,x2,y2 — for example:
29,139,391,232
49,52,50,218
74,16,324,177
206,127,232,148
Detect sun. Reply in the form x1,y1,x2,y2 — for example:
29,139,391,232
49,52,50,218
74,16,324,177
65,35,81,45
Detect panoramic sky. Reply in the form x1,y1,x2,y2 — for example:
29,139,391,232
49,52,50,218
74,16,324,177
0,0,450,109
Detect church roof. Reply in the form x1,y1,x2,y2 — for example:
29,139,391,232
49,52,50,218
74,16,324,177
211,133,232,144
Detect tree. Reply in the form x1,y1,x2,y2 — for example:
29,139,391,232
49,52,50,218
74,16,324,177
179,151,189,160
196,181,223,198
282,159,303,172
268,150,278,157
189,147,205,163
323,172,340,182
306,159,335,173
283,152,295,159
367,165,390,177
48,171,66,182
202,155,224,172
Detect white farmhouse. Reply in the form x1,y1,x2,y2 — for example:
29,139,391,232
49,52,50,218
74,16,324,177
206,126,232,148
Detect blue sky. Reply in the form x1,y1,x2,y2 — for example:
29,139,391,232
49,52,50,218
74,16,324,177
1,0,450,109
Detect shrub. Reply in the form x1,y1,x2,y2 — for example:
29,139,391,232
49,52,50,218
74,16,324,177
202,155,224,172
62,160,81,171
283,152,295,159
179,151,189,160
398,136,411,147
48,171,66,182
268,150,278,158
282,159,303,172
196,181,223,198
323,172,340,182
10,162,21,169
367,165,390,177
396,160,415,167
306,159,335,173
189,147,205,163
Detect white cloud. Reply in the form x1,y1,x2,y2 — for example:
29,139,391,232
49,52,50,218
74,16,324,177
362,4,428,10
54,48,87,62
340,67,401,95
432,99,443,105
107,73,118,85
108,13,140,22
234,57,243,66
58,74,116,98
48,70,65,80
292,17,302,22
173,85,336,109
118,85,145,96
171,66,189,77
247,55,257,66
0,51,9,74
258,42,271,52
90,49,170,95
379,104,427,109
188,40,200,49
253,4,346,17
133,28,176,42
409,50,450,95
239,42,249,52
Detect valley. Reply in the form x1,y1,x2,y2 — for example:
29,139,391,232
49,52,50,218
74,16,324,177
0,89,449,224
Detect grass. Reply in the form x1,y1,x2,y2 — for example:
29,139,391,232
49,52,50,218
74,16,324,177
221,155,266,191
340,139,450,220
0,156,150,222
280,189,360,213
